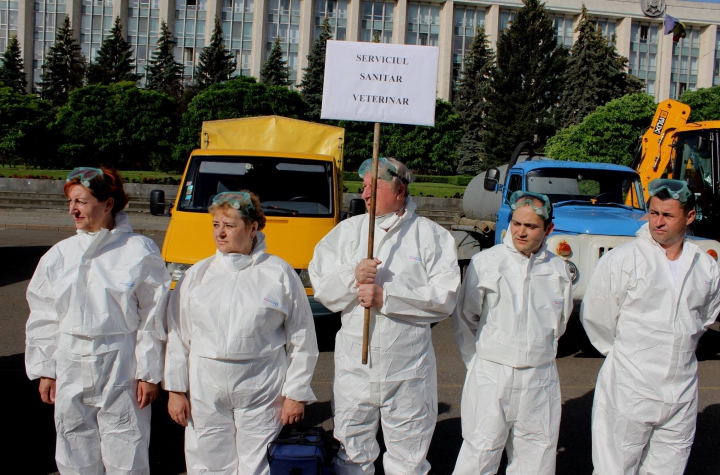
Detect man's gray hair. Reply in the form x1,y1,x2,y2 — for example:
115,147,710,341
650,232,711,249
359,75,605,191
385,157,415,198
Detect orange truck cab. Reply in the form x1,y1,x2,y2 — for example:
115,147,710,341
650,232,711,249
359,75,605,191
150,116,346,318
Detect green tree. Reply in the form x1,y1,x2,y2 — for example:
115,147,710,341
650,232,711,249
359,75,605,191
0,85,55,167
299,18,332,120
173,76,308,170
145,21,184,98
195,16,236,89
37,16,86,107
86,17,142,85
679,86,720,122
482,0,567,168
54,82,178,169
261,37,291,86
453,26,494,174
557,5,643,128
0,36,28,94
545,92,656,166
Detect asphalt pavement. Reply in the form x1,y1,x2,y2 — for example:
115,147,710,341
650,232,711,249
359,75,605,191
2,224,720,475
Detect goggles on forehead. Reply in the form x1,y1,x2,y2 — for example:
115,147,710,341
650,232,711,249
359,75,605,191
212,191,256,215
648,179,693,203
509,190,553,220
66,167,104,188
358,157,410,185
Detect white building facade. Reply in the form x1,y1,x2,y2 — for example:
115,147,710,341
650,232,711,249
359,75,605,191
11,0,720,101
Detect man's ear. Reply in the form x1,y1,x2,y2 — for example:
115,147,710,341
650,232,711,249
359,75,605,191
545,222,555,237
105,197,114,214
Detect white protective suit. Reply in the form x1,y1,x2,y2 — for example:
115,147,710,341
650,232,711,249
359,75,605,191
25,212,170,475
581,224,720,475
452,230,573,475
309,197,460,475
164,232,318,475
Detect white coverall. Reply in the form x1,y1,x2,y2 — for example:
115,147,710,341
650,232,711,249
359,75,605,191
452,230,573,475
581,224,720,475
164,232,318,475
25,212,170,475
309,197,461,475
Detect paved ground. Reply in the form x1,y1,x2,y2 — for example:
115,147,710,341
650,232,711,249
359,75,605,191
2,225,720,474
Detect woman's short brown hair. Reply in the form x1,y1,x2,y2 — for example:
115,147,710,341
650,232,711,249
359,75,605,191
63,167,129,216
208,190,266,230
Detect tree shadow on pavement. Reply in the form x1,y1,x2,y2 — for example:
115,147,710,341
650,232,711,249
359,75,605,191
556,390,594,474
0,246,53,287
686,403,720,475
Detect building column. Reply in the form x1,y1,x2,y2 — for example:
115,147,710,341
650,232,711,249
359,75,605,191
615,16,631,61
116,0,130,36
347,0,361,41
697,24,717,89
437,0,453,101
250,0,268,78
393,0,407,44
69,0,82,41
206,0,222,40
486,3,499,49
159,0,175,25
657,29,673,101
19,0,34,91
297,0,314,79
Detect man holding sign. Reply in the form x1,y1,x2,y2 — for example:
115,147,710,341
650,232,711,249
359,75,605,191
309,157,460,474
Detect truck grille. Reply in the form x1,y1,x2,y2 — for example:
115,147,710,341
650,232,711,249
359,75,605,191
598,247,614,259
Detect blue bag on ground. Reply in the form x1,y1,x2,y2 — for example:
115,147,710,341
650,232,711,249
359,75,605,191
267,427,339,475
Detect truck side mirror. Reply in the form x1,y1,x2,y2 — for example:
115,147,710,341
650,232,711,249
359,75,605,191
349,198,366,217
150,190,167,216
484,168,501,192
697,136,709,153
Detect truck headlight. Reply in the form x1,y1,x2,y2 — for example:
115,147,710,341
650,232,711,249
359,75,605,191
166,262,191,283
296,269,313,288
566,260,579,283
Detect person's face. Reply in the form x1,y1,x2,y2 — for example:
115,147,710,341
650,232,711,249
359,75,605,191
362,173,406,216
510,203,554,256
648,196,695,248
212,208,258,254
67,184,113,232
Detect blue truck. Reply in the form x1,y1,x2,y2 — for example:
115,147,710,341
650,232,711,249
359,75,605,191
451,144,720,305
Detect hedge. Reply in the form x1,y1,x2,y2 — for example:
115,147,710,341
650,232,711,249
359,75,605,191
343,171,473,186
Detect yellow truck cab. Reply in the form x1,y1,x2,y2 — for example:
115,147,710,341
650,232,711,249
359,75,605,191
150,116,345,318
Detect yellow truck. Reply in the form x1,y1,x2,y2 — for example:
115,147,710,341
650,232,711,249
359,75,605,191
150,115,349,318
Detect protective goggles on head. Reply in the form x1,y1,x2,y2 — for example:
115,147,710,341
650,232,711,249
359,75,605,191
358,157,410,185
66,167,104,188
212,191,256,215
648,179,693,203
509,190,553,220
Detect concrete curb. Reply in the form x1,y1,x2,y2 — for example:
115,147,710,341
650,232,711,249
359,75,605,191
0,222,166,235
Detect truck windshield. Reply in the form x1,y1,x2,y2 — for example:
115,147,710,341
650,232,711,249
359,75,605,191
674,131,716,193
178,156,334,217
525,168,645,210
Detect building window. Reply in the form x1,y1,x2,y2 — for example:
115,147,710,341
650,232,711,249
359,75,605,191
594,17,617,43
452,5,485,89
175,0,207,82
33,0,66,86
360,1,393,43
315,0,347,40
499,9,516,31
629,21,659,95
670,26,700,99
0,0,18,54
714,30,720,87
222,0,253,77
267,0,301,83
128,0,161,85
406,3,440,46
551,14,574,48
81,0,115,61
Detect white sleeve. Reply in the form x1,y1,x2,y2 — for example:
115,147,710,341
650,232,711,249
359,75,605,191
282,269,319,403
309,225,359,313
702,261,720,329
381,228,461,324
163,274,193,392
452,258,484,368
580,254,626,356
134,251,171,383
557,263,574,339
25,250,60,380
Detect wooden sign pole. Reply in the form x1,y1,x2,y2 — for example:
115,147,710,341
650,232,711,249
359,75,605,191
362,121,381,365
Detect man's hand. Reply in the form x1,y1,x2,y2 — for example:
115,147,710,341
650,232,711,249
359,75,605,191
136,381,159,409
39,377,56,404
358,284,383,308
281,397,305,425
355,258,382,285
167,391,191,427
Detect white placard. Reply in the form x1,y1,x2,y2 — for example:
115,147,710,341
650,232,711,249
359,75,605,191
321,41,439,126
